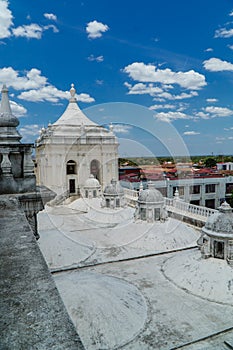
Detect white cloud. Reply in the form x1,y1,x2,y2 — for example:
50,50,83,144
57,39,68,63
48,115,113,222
205,106,233,117
196,106,233,119
206,98,218,103
123,62,206,90
215,27,233,38
18,86,68,102
95,80,103,85
10,100,27,117
124,82,198,100
124,82,163,96
154,111,190,122
77,93,95,103
216,136,225,141
0,67,47,90
18,86,94,103
86,20,109,39
87,54,104,62
203,57,233,72
149,104,176,110
12,23,44,39
155,91,198,100
19,124,42,142
195,111,209,119
111,124,132,134
230,11,233,16
12,23,59,39
183,131,200,135
0,67,94,104
44,13,57,21
0,2,58,41
43,24,59,33
205,48,213,52
0,0,13,39
228,45,233,50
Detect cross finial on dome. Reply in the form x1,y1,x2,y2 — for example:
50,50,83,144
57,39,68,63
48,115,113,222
174,187,180,200
219,200,232,213
69,83,77,102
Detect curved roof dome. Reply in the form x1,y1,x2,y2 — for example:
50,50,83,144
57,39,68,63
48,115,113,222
138,181,164,203
84,174,100,188
104,179,124,196
204,201,233,236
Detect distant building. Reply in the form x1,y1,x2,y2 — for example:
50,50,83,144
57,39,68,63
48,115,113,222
217,162,233,171
121,170,233,209
36,84,119,196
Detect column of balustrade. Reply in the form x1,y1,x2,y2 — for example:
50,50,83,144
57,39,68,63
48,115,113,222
1,151,12,177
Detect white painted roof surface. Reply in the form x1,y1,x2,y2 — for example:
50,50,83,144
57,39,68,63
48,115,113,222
53,99,96,126
38,198,198,268
37,199,233,349
55,270,147,350
163,249,233,305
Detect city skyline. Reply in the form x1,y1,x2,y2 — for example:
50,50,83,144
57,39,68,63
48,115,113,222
1,0,233,156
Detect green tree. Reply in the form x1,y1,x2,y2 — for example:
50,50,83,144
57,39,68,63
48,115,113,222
204,157,217,168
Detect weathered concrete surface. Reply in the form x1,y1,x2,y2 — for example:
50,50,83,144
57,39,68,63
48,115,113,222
0,197,84,350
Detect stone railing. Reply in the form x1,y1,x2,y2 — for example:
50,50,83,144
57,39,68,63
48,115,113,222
123,188,138,206
165,198,218,219
123,188,218,222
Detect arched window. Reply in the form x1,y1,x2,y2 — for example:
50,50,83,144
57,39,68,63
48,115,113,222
66,160,76,175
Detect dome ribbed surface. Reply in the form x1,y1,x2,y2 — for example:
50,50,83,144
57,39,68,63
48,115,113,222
204,201,233,235
138,182,163,203
84,174,100,188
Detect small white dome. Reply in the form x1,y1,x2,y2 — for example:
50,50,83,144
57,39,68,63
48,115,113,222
84,174,100,188
104,179,124,196
138,181,164,203
204,201,233,235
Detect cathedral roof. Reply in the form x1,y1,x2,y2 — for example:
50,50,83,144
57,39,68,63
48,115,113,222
53,84,96,127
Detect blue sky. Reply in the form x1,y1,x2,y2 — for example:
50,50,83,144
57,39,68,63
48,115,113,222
1,0,233,156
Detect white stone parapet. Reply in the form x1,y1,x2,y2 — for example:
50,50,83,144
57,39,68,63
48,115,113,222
164,197,218,219
123,188,218,221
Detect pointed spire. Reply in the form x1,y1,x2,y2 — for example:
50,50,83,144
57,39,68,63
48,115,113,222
0,85,21,144
69,83,77,103
0,85,12,115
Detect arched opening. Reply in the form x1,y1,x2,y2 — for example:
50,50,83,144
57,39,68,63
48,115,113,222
154,208,160,220
214,240,224,259
66,160,77,175
90,159,100,181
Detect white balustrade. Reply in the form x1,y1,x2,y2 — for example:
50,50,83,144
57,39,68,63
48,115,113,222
123,188,218,221
164,197,217,219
